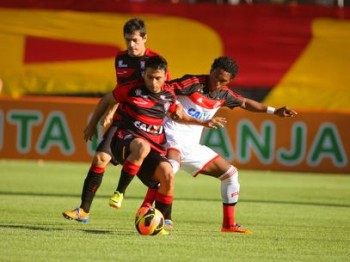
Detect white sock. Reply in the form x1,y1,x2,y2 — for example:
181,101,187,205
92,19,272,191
219,166,240,204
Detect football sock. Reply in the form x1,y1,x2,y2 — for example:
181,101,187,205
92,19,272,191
116,160,140,194
141,187,158,207
155,192,173,219
222,203,236,228
164,204,173,220
219,166,240,204
80,165,104,213
219,166,240,228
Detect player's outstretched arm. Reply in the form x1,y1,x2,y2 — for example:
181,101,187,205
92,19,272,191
170,105,227,129
84,93,117,141
241,98,298,118
100,103,118,130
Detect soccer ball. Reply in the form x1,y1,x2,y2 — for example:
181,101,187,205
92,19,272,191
135,206,164,236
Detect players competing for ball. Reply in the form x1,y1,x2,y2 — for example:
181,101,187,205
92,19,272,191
111,56,298,234
63,55,225,236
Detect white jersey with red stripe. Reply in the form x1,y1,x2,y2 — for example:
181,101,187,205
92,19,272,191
164,94,221,146
164,74,244,175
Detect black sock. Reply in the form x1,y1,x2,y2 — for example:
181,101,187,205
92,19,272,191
80,171,103,213
155,201,172,220
116,170,135,194
164,204,172,220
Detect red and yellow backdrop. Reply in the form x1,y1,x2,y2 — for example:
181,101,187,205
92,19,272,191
0,1,349,173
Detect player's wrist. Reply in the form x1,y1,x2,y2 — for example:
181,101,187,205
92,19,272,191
266,106,276,115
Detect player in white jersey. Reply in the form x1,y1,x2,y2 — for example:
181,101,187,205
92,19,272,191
140,56,297,233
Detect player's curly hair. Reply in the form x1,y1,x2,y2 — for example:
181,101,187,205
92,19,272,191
211,56,238,78
123,18,147,37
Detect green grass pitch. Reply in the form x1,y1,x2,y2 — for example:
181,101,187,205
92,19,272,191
1,159,349,262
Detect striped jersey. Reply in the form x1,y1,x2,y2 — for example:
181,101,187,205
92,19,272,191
112,80,177,153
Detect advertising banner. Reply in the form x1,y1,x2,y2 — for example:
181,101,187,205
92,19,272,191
1,96,348,174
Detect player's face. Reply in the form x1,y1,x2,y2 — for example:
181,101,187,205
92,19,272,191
208,68,232,91
124,31,147,57
143,68,166,93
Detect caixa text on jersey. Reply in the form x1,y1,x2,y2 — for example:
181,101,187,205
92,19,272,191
133,120,163,134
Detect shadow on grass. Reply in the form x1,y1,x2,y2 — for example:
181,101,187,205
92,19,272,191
1,191,350,208
0,224,62,231
0,224,135,235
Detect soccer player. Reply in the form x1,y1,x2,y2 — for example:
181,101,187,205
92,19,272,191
63,54,224,223
62,18,169,223
88,56,180,225
114,56,298,233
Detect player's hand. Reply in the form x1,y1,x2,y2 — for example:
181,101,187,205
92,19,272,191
205,117,227,129
172,103,184,121
84,124,97,142
275,106,298,117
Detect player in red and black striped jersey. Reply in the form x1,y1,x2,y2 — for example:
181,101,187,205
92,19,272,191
62,53,221,224
103,19,170,129
111,78,177,156
108,56,222,220
108,56,178,220
115,49,162,85
62,18,170,223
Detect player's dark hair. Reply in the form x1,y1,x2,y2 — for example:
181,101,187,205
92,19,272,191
123,18,147,37
145,56,168,72
211,56,238,78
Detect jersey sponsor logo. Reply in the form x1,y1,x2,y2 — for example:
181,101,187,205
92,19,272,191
133,100,148,105
118,60,128,68
117,70,129,75
134,120,164,135
116,68,135,78
187,108,213,121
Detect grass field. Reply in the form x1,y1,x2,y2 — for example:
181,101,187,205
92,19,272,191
1,159,350,262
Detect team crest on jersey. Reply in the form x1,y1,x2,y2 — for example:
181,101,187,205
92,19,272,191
164,102,171,112
140,61,146,70
135,89,149,99
160,95,173,102
118,60,128,68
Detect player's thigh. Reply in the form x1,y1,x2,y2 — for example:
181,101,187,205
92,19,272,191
200,155,232,178
181,144,218,176
128,138,151,160
96,123,118,155
96,123,119,164
137,151,169,188
110,130,134,164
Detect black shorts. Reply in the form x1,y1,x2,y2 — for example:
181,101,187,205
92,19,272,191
111,131,169,188
96,123,119,165
138,151,169,189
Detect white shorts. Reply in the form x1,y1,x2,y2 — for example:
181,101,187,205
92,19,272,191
167,141,219,177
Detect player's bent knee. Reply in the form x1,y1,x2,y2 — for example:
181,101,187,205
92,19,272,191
130,138,151,159
93,152,112,167
153,162,174,190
